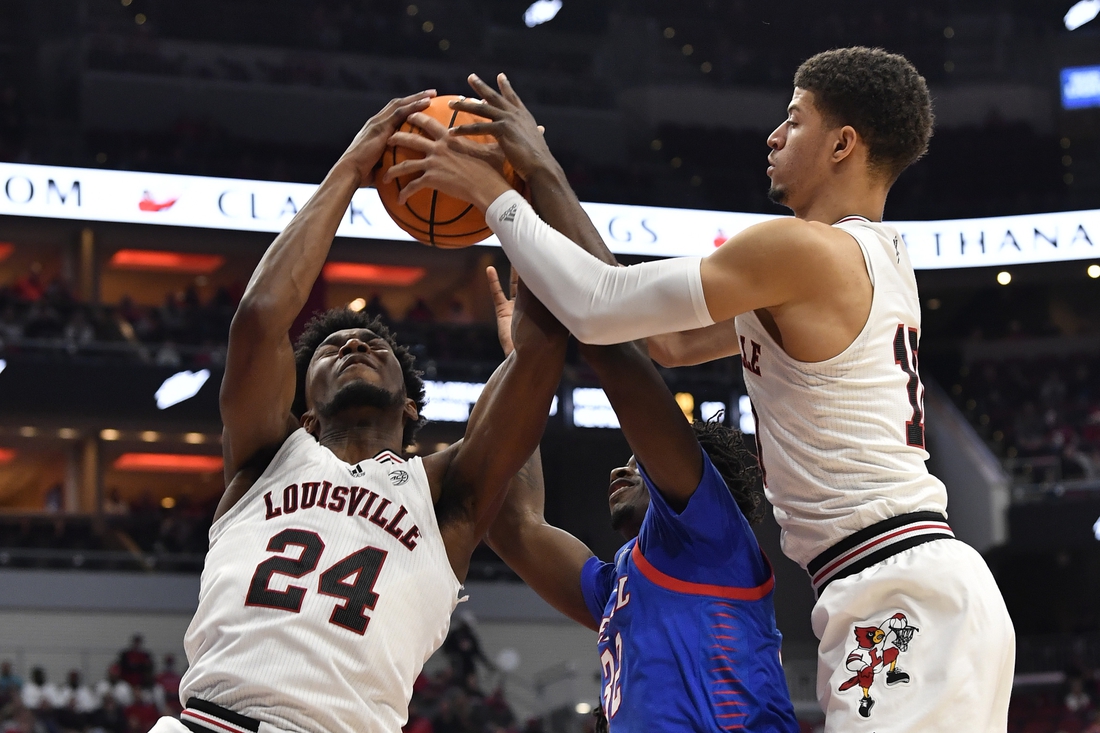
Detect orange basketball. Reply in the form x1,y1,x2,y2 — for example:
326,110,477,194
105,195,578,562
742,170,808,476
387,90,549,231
376,95,524,248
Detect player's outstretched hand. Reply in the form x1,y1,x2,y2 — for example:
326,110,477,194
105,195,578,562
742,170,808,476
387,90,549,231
338,90,435,187
487,265,520,356
384,113,513,211
450,74,552,182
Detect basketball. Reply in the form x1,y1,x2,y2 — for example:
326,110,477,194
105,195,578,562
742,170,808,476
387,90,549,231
376,94,523,248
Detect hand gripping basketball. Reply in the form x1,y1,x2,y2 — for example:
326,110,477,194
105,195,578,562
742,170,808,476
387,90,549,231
379,95,524,248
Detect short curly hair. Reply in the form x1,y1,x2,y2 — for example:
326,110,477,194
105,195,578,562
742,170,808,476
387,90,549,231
693,416,765,525
794,47,934,183
292,309,426,447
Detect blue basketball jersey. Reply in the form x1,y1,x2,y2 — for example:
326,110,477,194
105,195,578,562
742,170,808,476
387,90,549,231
580,451,798,732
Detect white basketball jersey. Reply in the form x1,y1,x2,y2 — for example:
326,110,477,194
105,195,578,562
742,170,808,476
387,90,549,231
733,217,948,569
180,429,461,733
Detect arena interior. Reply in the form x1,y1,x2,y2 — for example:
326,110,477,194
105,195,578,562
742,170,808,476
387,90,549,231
0,1,1099,732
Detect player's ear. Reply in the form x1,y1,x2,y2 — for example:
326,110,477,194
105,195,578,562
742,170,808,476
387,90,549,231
833,126,858,163
403,397,419,424
300,410,319,437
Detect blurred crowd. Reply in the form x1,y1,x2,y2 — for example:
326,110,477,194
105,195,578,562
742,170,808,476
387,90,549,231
0,267,234,369
1008,665,1100,733
0,637,182,733
952,354,1100,483
0,625,555,733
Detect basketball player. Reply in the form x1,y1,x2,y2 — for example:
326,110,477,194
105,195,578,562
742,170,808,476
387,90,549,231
151,91,569,733
483,268,798,732
388,48,1015,731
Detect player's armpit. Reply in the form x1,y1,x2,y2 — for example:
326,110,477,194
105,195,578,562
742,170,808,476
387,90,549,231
485,450,597,631
699,217,841,323
646,319,741,368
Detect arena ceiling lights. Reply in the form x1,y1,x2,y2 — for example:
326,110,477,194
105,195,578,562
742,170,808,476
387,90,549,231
524,0,562,27
108,248,225,273
1064,0,1100,30
0,161,1097,272
113,452,223,473
322,262,426,287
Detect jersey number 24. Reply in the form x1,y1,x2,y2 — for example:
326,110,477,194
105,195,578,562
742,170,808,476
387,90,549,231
245,528,387,635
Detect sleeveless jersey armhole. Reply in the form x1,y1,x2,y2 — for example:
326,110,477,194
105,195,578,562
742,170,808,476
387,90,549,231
208,429,314,544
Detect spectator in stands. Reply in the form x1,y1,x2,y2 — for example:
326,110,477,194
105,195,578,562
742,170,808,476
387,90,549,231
52,671,97,731
87,694,127,733
365,294,390,322
405,298,434,323
445,300,474,325
20,668,58,733
154,656,181,716
0,663,23,707
442,616,492,682
94,665,133,708
125,672,161,733
1068,675,1093,716
117,637,152,689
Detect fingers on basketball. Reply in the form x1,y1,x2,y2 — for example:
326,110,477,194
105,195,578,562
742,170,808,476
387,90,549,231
376,95,523,248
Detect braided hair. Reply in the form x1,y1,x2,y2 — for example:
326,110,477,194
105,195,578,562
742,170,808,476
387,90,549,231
693,413,766,525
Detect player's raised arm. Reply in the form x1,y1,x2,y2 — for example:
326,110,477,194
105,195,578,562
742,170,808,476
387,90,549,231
577,339,704,507
485,449,598,630
423,273,568,581
479,267,597,629
383,90,834,346
219,92,433,512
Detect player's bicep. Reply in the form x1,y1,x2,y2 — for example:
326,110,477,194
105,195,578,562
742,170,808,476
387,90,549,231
488,521,597,630
220,312,298,477
700,219,832,322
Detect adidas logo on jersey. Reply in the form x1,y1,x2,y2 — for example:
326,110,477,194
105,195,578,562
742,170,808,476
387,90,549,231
348,464,365,477
499,203,518,223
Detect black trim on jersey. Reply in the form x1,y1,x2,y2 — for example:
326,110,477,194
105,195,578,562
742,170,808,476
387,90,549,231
372,449,405,464
186,698,261,733
807,511,949,577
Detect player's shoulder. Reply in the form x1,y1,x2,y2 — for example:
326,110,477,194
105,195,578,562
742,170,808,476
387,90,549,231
725,217,850,263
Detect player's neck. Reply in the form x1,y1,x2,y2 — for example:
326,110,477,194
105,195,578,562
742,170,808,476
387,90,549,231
793,179,887,225
313,417,405,464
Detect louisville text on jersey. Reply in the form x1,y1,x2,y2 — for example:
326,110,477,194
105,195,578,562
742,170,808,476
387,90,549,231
263,482,421,551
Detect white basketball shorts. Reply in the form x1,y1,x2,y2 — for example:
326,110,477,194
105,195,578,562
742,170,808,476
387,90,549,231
811,538,1014,732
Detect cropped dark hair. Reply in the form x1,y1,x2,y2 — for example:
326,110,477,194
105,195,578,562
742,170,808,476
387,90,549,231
693,416,765,525
794,46,934,182
292,309,426,447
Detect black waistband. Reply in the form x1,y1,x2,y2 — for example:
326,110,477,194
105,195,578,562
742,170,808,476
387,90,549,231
182,698,261,733
807,511,954,596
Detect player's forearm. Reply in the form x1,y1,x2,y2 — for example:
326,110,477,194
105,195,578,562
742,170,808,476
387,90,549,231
647,320,742,368
487,191,714,345
235,161,359,334
525,165,618,267
486,451,596,630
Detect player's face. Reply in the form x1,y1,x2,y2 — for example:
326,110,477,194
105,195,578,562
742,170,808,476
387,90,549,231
304,329,408,420
766,88,837,211
608,456,650,541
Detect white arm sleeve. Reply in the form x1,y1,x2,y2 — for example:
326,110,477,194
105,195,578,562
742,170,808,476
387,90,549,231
486,190,715,345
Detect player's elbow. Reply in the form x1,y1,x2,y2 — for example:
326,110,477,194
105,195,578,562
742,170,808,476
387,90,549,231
645,337,682,368
567,315,620,346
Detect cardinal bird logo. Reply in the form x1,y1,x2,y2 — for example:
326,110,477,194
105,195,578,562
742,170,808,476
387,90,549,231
838,612,919,719
714,230,728,248
139,191,179,212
